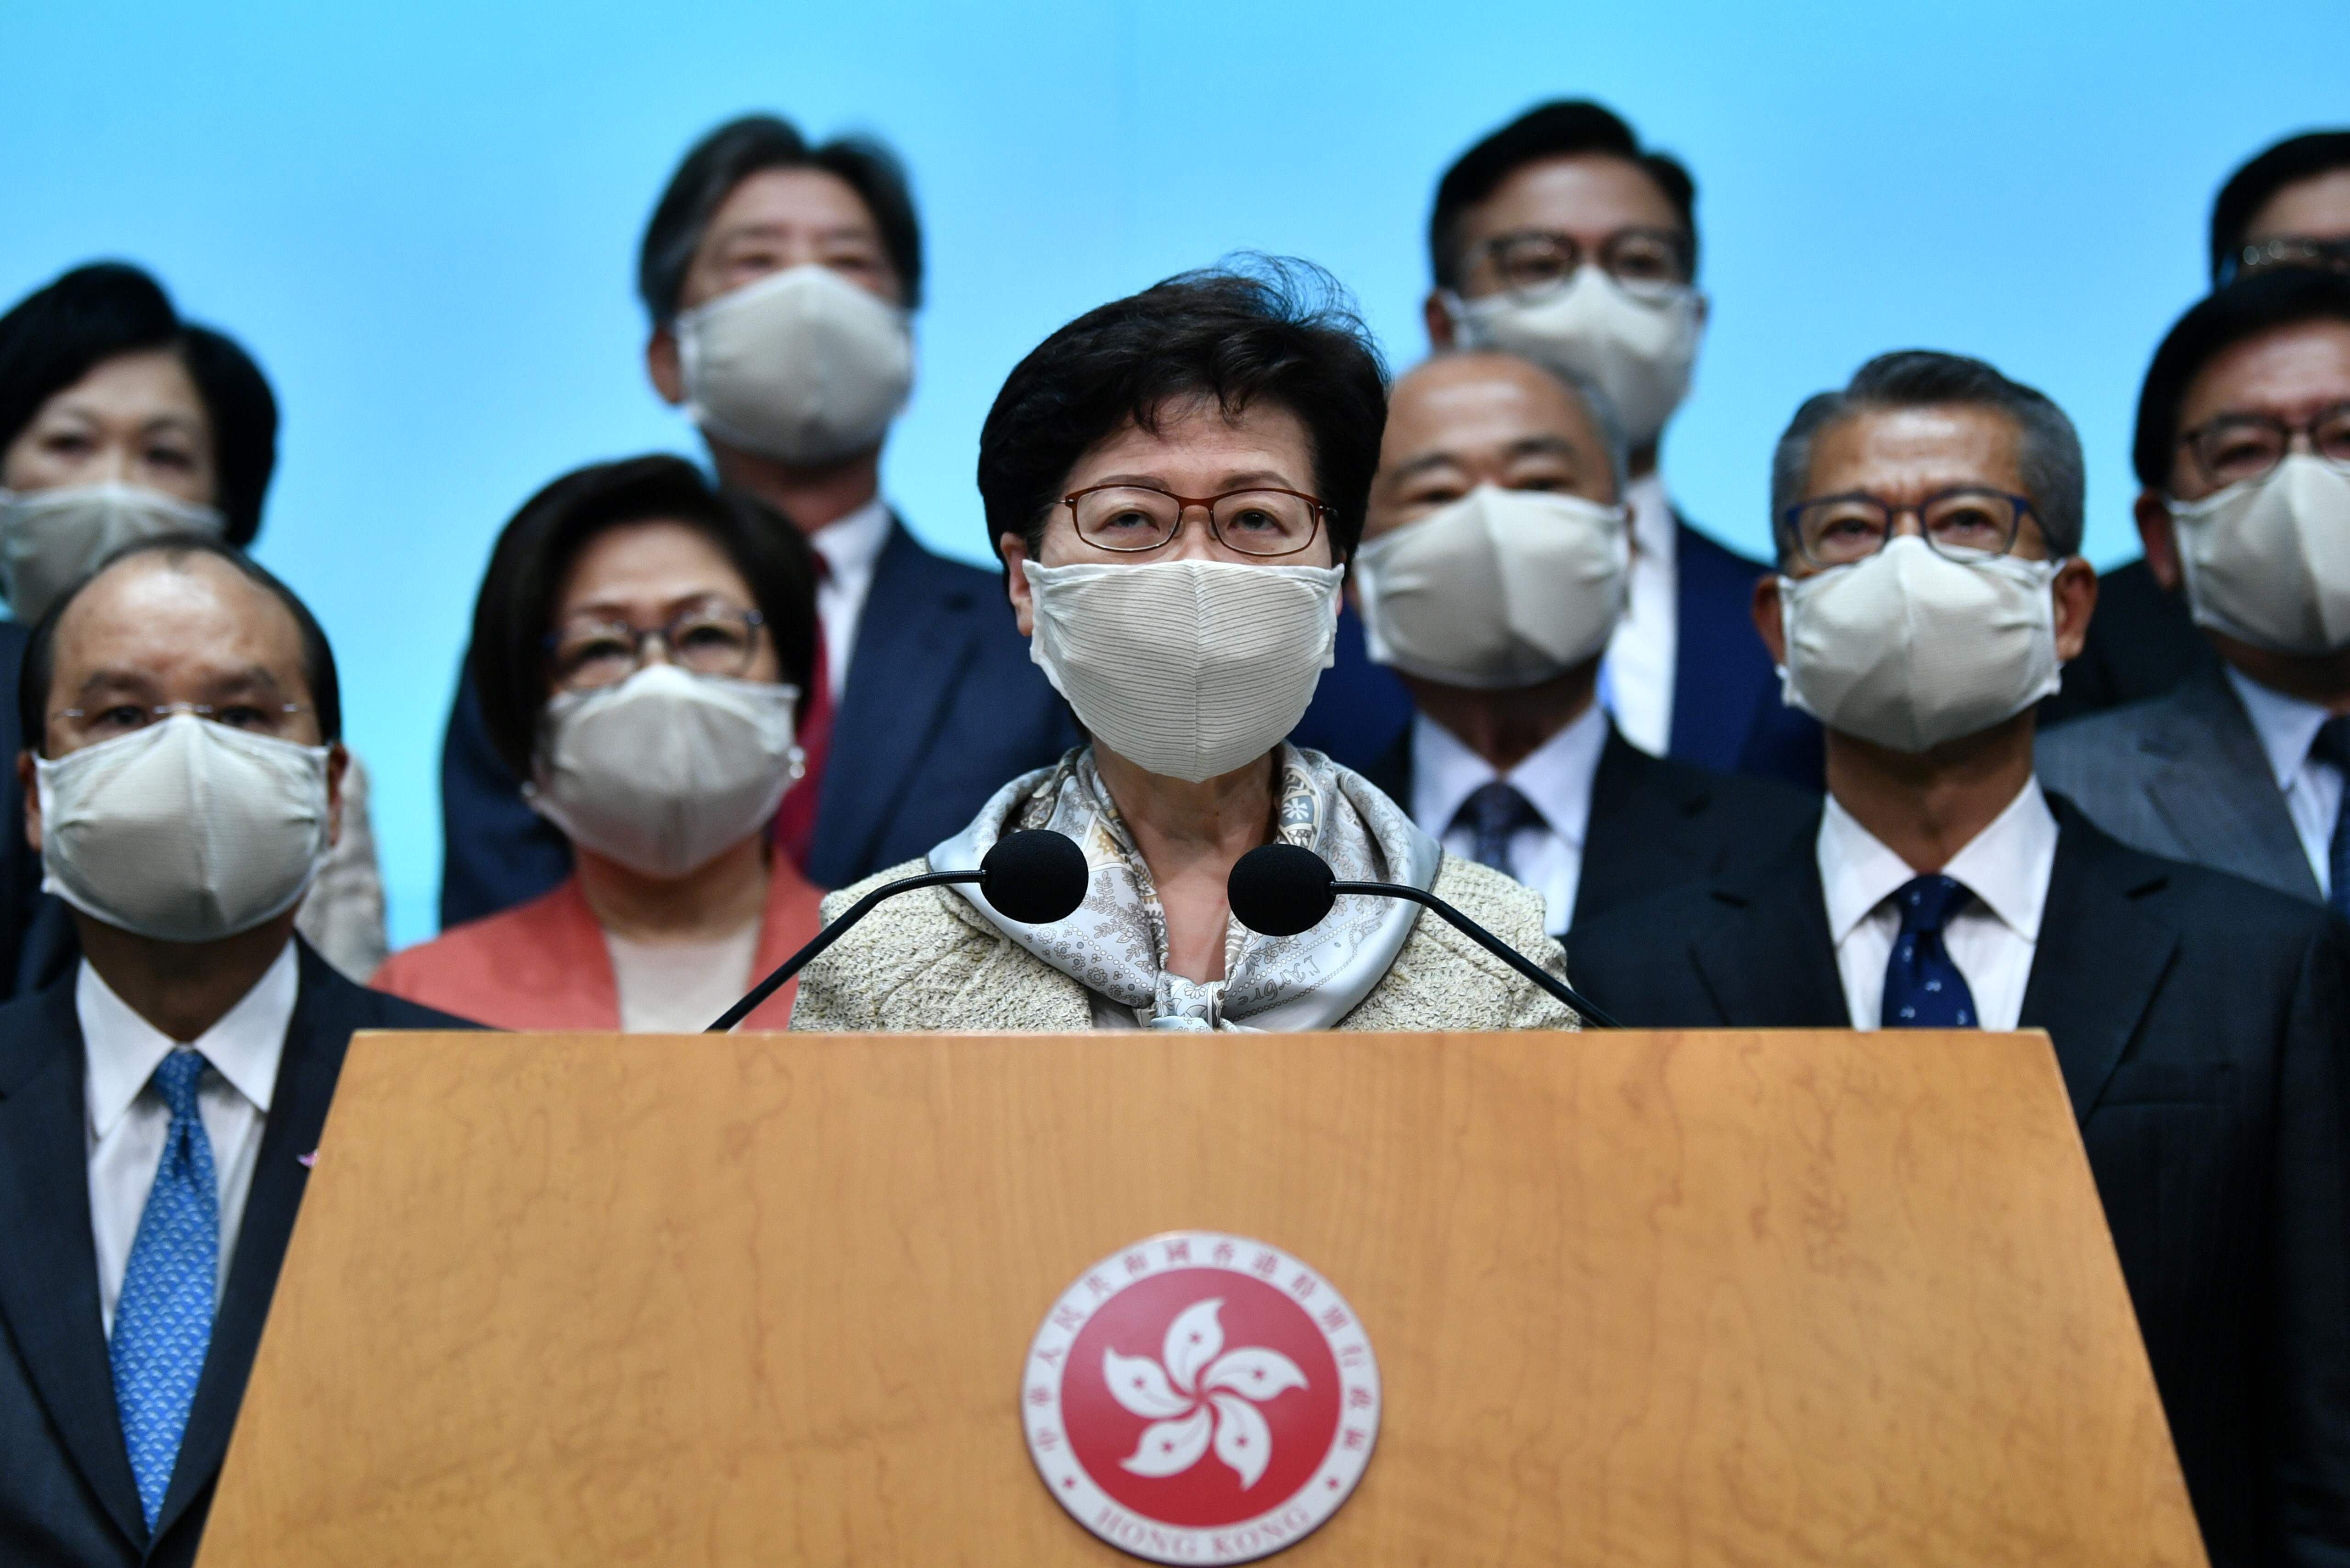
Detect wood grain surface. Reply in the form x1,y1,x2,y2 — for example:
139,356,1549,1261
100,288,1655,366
198,1029,2204,1566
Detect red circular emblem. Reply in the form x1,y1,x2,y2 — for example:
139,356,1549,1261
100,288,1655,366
1021,1232,1380,1564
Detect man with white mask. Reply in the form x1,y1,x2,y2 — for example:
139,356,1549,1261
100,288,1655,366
1411,100,1821,787
1352,351,1813,940
437,113,1076,923
2042,270,2350,917
1572,350,2350,1563
0,538,470,1568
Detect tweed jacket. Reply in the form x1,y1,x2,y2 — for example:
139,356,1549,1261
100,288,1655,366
789,851,1579,1032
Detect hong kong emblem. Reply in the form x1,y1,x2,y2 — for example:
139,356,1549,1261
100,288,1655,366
1020,1232,1381,1564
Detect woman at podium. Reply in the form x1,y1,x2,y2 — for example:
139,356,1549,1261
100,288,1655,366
790,263,1577,1033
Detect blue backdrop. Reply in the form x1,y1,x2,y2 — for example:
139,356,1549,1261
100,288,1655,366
6,0,2344,944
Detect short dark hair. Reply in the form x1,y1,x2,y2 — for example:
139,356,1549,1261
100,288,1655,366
638,114,924,324
1770,350,2086,559
1428,101,1698,292
2132,268,2350,492
466,454,820,779
2210,130,2350,283
0,262,279,545
20,534,340,754
977,259,1388,566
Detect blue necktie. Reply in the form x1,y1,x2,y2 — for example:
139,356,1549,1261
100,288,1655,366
1880,875,1979,1029
110,1049,218,1531
1457,780,1544,881
2312,716,2350,919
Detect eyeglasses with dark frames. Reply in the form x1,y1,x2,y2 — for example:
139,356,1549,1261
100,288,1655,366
545,604,769,692
2220,235,2350,286
1060,484,1329,558
2177,403,2350,488
1479,227,1694,301
1782,487,2042,569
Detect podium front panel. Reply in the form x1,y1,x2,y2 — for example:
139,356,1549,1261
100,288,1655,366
199,1030,2203,1566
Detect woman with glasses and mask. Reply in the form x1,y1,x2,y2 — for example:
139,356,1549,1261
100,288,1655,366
374,455,822,1030
0,261,389,987
789,263,1577,1033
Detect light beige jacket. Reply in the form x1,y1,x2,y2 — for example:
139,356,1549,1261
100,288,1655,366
789,851,1579,1032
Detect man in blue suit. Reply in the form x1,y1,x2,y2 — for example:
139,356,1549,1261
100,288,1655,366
1300,100,1822,786
438,115,1077,923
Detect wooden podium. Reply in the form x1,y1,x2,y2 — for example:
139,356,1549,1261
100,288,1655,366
198,1030,2205,1566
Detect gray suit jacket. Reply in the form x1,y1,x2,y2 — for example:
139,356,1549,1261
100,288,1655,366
2037,662,2322,904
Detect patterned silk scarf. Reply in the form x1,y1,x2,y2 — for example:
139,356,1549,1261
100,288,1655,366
930,745,1440,1031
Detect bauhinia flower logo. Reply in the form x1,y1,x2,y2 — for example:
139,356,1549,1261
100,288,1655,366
1104,1297,1308,1490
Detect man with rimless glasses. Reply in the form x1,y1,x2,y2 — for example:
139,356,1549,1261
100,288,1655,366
1570,349,2350,1565
2042,269,2350,916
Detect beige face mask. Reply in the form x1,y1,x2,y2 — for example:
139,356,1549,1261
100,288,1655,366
675,264,914,466
35,713,331,942
2169,454,2350,655
1354,484,1629,689
1446,268,1703,447
1022,558,1343,783
0,483,226,625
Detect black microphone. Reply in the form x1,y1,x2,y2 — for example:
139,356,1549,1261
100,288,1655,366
705,829,1090,1032
1226,842,1623,1029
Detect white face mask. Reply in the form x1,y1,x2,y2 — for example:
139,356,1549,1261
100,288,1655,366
526,662,802,879
1354,483,1629,689
35,712,332,943
2167,454,2350,655
1446,268,1702,448
1777,536,2065,754
675,263,914,467
1022,557,1343,782
0,482,227,625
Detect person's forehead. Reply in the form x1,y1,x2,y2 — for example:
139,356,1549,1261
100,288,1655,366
1078,397,1312,473
2179,318,2350,427
1466,153,1681,241
53,555,305,689
2245,167,2350,239
1388,356,1589,455
557,520,752,612
39,348,207,427
1807,403,2023,493
703,165,879,246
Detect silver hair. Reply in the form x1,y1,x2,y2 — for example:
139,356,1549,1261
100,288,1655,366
1769,350,2085,560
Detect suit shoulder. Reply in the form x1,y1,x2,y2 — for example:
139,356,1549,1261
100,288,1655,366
317,963,481,1032
1672,518,1769,578
2036,695,2165,765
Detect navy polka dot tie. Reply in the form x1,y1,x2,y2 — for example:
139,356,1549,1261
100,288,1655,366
1456,780,1544,881
1880,874,1979,1029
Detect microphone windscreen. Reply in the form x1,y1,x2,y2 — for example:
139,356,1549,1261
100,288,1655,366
1227,843,1336,936
979,829,1090,924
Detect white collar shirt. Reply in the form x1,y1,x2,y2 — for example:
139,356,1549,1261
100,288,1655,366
1817,777,2058,1032
807,495,895,703
1597,471,1678,758
1411,700,1610,936
2223,663,2344,897
82,941,298,1336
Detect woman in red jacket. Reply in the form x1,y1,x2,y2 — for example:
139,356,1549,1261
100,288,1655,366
376,455,824,1030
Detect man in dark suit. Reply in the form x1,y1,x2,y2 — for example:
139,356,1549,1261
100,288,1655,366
1370,97,1820,789
2041,270,2350,914
0,539,471,1567
1350,349,1814,944
1572,350,2350,1564
438,113,1077,924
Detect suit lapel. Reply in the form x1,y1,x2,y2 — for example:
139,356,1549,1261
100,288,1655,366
153,942,357,1540
1685,827,1849,1026
2140,665,2318,900
0,979,149,1551
1574,727,1709,927
2019,810,2177,1122
811,521,979,882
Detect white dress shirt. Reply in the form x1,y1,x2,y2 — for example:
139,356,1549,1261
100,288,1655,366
1598,471,1678,758
1411,700,1610,936
83,941,297,1336
2224,664,2345,898
1818,778,2058,1032
807,496,895,703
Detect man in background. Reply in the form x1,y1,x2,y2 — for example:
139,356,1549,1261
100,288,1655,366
2040,269,2350,911
437,114,1077,925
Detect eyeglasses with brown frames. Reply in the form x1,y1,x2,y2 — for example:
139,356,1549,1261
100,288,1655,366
1060,484,1329,558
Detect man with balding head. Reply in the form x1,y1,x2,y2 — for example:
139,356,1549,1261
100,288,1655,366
1354,350,1814,941
0,539,469,1568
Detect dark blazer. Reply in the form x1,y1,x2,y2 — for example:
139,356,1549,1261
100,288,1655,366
2040,557,2211,728
0,621,57,996
2037,661,2321,906
1569,801,2350,1565
0,941,474,1567
1359,717,1818,936
437,518,1081,925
